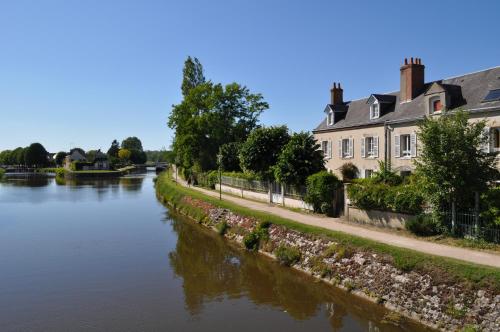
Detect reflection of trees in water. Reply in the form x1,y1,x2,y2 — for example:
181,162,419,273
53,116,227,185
166,215,427,332
2,174,51,187
168,215,347,325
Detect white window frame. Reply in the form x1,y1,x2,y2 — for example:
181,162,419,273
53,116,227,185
321,140,333,159
364,169,373,178
340,138,353,159
370,101,380,119
401,134,411,157
327,111,334,125
361,136,379,158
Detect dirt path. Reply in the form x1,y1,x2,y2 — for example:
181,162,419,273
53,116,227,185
173,175,500,268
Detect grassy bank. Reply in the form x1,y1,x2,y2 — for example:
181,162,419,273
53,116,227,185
155,171,500,292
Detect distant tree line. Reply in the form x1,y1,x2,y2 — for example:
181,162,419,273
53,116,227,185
0,143,49,167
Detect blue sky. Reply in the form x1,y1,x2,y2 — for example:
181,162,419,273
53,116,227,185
1,0,499,152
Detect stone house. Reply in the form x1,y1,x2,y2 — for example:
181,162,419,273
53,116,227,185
313,58,500,179
64,149,109,170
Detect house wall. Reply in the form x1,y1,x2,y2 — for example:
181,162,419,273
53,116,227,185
314,110,500,178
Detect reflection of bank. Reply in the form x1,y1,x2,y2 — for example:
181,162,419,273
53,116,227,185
63,175,145,192
167,212,415,331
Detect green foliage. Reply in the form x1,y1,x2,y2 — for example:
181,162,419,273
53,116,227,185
25,143,48,167
216,221,229,235
340,162,358,182
243,232,260,251
118,148,131,161
309,256,332,278
372,161,402,186
129,149,147,164
446,302,467,319
415,110,499,210
107,139,120,158
0,167,5,179
347,178,424,215
181,56,206,97
154,172,500,292
239,126,290,180
273,132,325,187
275,244,301,266
480,186,500,227
121,137,143,151
145,149,175,163
218,142,241,172
405,214,442,236
54,152,67,166
304,171,341,214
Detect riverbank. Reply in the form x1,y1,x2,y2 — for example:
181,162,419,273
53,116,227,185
155,171,500,332
0,167,5,179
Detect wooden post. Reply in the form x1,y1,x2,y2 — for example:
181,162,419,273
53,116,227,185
268,181,272,204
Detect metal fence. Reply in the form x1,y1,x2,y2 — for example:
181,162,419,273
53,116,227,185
442,210,500,243
220,175,269,193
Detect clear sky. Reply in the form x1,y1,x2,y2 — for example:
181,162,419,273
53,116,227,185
1,0,499,152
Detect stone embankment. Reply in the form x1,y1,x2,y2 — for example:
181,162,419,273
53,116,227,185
169,195,500,332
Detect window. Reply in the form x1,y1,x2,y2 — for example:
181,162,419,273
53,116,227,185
494,128,500,152
321,140,332,159
401,134,411,157
361,136,378,158
328,112,333,125
366,137,375,157
370,102,380,119
433,99,442,113
340,138,353,158
364,169,373,178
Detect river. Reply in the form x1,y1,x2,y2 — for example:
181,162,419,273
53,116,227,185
0,172,430,331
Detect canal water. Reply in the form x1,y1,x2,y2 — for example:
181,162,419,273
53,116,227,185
0,172,430,331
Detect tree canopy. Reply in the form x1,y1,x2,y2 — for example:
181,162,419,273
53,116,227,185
118,148,131,161
239,126,290,180
274,132,325,186
121,137,143,152
415,110,498,209
107,139,120,157
169,57,268,171
25,143,48,167
55,152,67,166
218,142,242,172
181,56,205,97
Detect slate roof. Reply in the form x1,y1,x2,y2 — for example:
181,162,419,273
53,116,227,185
314,66,500,132
94,150,108,161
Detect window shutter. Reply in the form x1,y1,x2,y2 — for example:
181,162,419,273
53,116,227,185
410,133,417,157
328,140,333,158
482,127,491,153
394,135,400,158
349,138,354,157
338,140,342,158
374,136,379,158
361,138,366,158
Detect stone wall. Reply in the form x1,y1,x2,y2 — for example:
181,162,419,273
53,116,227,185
346,206,414,229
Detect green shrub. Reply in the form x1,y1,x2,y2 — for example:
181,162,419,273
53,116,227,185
243,232,260,251
405,214,442,236
216,221,229,235
304,171,341,215
275,244,301,266
481,186,500,228
340,162,358,182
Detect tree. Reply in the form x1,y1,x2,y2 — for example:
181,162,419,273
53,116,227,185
118,148,131,161
55,152,67,166
0,150,13,165
25,143,48,167
12,147,26,165
218,142,241,172
121,137,143,151
86,150,97,162
107,139,120,157
239,126,290,180
415,110,498,210
274,132,325,187
169,61,268,171
129,149,147,164
181,56,206,97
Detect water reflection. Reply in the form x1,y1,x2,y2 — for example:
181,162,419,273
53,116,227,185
168,212,427,331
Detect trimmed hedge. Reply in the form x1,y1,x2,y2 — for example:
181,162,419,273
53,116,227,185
304,171,341,215
347,178,424,215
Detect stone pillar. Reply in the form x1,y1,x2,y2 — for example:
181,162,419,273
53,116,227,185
344,183,350,220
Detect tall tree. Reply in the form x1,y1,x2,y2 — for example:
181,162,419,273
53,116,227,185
55,152,67,166
107,139,120,157
239,126,290,180
181,56,206,97
274,132,325,187
121,137,143,151
415,110,498,209
25,143,48,167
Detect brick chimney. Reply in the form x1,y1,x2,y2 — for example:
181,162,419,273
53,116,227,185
330,82,343,105
400,57,425,103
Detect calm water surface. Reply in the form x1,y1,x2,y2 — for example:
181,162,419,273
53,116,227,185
0,173,430,331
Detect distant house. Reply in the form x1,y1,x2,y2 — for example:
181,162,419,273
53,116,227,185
64,149,109,171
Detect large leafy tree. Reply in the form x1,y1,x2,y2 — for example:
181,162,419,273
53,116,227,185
218,142,242,172
169,58,268,171
55,152,67,166
121,137,143,151
239,126,290,180
415,110,498,209
0,150,13,165
274,132,325,187
107,139,120,157
181,56,205,97
12,147,26,165
25,143,48,167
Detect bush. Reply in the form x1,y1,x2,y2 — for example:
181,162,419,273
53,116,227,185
243,232,260,251
304,171,341,215
275,244,301,266
480,186,500,228
340,162,358,182
216,221,229,235
405,214,442,236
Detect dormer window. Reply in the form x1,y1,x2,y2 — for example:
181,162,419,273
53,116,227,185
370,102,380,119
429,96,442,114
327,111,333,125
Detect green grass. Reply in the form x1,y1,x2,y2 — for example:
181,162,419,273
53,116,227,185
155,171,500,292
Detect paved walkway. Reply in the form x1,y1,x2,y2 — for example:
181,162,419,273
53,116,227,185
174,175,500,268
